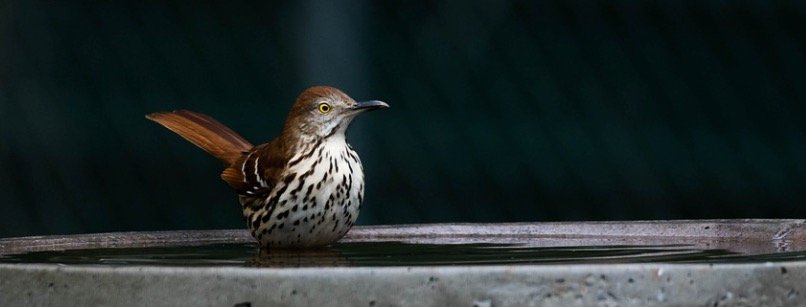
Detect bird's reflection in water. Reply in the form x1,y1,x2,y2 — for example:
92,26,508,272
248,247,350,267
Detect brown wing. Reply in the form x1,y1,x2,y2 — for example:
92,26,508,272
148,109,293,196
221,141,290,196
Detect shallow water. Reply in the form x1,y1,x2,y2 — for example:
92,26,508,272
2,242,806,267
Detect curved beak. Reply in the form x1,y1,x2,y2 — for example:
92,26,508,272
352,100,390,112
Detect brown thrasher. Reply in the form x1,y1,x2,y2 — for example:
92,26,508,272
146,86,388,248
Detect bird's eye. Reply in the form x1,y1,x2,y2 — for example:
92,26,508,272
318,102,332,113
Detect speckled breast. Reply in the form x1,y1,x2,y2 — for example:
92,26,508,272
242,136,364,248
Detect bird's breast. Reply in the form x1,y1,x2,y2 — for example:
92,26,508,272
244,137,365,248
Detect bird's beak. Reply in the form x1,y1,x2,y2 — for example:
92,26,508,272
352,100,390,112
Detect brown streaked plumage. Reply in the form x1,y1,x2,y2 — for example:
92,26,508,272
147,86,389,248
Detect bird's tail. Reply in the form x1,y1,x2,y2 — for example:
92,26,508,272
146,110,253,165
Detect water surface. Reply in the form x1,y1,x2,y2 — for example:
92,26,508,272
2,242,805,267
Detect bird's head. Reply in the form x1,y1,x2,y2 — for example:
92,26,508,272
284,86,389,139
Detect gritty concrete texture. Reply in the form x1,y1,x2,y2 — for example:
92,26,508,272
1,262,804,306
1,220,806,306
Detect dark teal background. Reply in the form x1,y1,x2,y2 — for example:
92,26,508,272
2,1,805,237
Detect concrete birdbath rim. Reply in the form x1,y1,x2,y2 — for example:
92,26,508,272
2,219,805,306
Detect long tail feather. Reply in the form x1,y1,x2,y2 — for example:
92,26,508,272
146,110,253,164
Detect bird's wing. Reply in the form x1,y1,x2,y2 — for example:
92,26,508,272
221,142,289,197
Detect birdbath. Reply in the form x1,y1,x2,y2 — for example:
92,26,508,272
1,220,805,306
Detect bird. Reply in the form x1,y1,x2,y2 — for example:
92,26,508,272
146,86,389,248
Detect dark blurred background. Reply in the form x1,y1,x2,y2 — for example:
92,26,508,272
2,0,805,238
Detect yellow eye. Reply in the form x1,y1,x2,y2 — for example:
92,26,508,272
318,102,331,113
